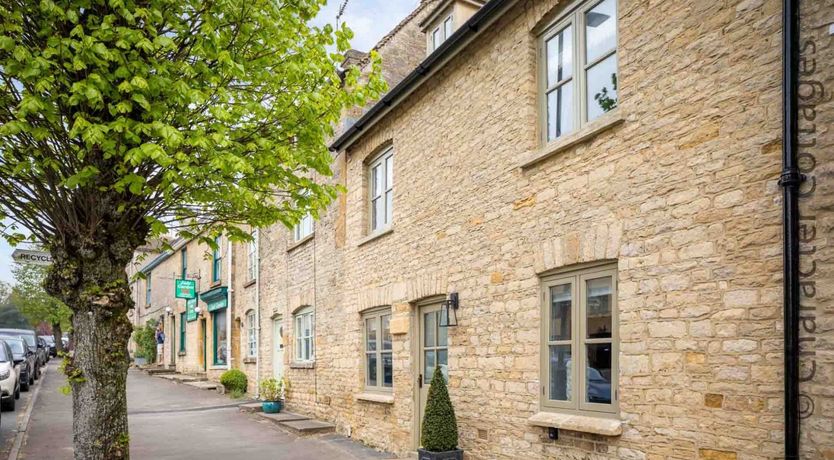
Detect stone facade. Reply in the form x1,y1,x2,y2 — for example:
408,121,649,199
127,0,834,459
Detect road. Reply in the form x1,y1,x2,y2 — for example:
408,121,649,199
0,362,42,458
20,366,395,459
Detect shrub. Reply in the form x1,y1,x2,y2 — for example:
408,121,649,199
133,320,158,362
420,366,458,452
260,378,283,402
228,388,245,399
220,369,248,393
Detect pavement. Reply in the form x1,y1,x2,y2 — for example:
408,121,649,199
19,366,396,459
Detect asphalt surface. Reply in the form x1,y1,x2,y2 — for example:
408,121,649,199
20,366,395,459
0,361,46,459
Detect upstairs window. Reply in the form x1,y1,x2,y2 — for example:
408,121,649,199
368,147,394,233
247,235,257,281
212,237,222,283
293,213,313,241
145,273,152,305
430,14,453,52
180,249,188,280
541,0,618,143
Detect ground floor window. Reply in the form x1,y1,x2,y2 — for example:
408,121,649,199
541,262,617,415
362,308,393,391
246,310,257,358
213,309,228,366
179,312,186,353
294,307,314,362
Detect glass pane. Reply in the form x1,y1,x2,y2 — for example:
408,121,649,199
547,81,574,141
586,276,612,338
374,197,384,230
586,54,618,122
373,164,382,197
586,343,612,404
424,312,436,347
549,344,571,401
585,0,617,63
546,25,573,86
366,318,377,351
438,349,448,381
382,352,393,387
367,353,377,387
432,28,440,50
424,350,436,380
385,155,393,190
444,17,453,39
304,314,312,337
304,337,310,361
385,190,393,226
215,310,227,365
381,315,392,351
549,284,572,341
438,312,448,347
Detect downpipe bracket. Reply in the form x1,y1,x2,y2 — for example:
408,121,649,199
779,169,805,188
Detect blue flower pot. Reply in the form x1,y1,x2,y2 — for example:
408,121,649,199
262,401,283,414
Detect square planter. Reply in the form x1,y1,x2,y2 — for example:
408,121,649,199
417,448,464,460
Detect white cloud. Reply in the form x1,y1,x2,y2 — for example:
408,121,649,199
313,0,421,52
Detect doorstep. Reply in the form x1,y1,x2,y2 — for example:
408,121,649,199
253,411,335,435
184,381,218,391
239,402,263,413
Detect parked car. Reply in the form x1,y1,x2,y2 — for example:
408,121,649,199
0,341,20,411
0,330,41,380
37,337,50,362
4,338,34,391
39,335,57,357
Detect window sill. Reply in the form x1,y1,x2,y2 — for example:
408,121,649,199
243,279,256,289
527,411,622,436
243,357,257,364
177,351,186,357
519,110,624,170
358,227,393,247
287,234,314,252
209,365,228,370
355,392,395,404
290,361,315,369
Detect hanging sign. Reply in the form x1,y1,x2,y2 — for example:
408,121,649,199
175,279,197,299
186,298,198,322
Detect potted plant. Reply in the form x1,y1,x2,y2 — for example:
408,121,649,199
419,366,463,460
260,378,284,414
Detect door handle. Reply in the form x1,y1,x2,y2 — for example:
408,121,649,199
418,374,422,388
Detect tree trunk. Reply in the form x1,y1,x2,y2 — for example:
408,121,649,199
52,322,63,355
45,230,145,460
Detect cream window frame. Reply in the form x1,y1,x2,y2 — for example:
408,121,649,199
246,310,257,358
367,147,394,234
540,262,618,416
362,307,393,393
294,307,315,362
538,0,619,145
293,213,313,241
430,14,453,52
247,237,257,281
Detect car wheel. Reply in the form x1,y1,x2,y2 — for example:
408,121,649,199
14,386,19,400
29,374,33,386
1,397,14,411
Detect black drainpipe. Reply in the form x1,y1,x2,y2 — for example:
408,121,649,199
779,0,802,457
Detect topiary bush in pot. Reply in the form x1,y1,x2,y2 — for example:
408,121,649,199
259,378,284,413
419,366,463,460
220,369,248,394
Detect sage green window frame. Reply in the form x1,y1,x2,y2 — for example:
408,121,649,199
179,312,186,354
211,237,222,283
362,307,393,393
367,147,394,234
180,248,187,280
293,307,314,363
540,262,618,416
145,273,152,305
538,0,619,145
212,308,228,366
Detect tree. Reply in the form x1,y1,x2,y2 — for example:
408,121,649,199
0,1,384,458
11,262,72,354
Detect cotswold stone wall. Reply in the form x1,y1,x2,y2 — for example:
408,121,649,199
798,0,834,458
314,0,787,458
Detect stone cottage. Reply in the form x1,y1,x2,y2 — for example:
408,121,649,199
129,0,834,458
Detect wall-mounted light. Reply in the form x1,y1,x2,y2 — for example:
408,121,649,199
165,306,173,317
439,291,459,328
194,306,202,316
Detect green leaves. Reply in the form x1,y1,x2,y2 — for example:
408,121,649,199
0,0,384,252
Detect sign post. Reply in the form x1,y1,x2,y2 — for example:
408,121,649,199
11,249,53,266
175,279,197,300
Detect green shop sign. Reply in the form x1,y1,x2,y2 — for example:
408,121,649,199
175,279,197,299
186,298,198,322
200,286,228,313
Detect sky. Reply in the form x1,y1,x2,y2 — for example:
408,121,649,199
0,0,419,286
